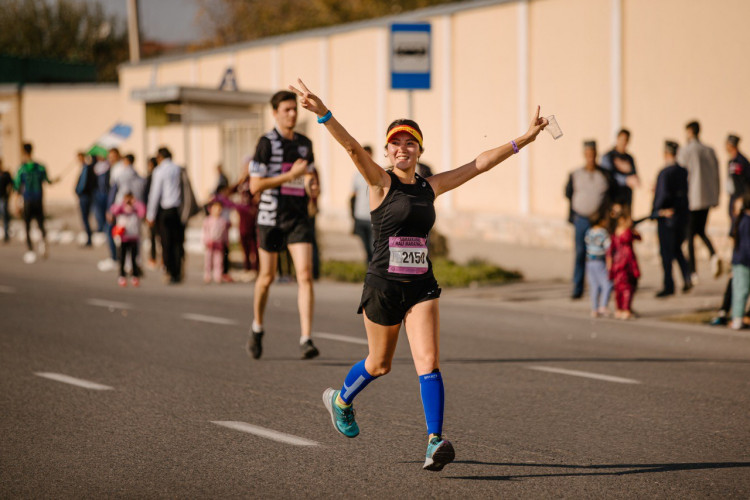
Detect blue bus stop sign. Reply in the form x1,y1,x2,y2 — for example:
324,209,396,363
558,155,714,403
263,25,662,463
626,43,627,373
390,23,431,90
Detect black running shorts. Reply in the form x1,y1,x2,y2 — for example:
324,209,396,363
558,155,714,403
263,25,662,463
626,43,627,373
258,219,314,252
358,273,441,326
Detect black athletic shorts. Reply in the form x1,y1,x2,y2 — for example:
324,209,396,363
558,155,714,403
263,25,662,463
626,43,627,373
358,273,441,326
258,219,314,252
23,199,44,221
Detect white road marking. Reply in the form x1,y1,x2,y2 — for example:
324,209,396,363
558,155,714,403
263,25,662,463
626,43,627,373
211,421,319,446
34,372,114,391
0,285,16,294
314,332,368,346
86,298,132,310
182,313,238,326
528,366,641,384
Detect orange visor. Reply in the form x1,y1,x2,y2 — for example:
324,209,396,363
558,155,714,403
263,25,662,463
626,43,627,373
385,125,423,149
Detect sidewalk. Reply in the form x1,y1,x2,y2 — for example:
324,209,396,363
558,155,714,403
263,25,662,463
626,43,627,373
3,206,732,330
328,227,730,327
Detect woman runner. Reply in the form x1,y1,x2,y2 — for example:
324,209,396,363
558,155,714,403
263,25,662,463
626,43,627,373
289,78,548,471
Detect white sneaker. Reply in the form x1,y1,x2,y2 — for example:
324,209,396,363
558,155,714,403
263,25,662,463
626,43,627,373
23,251,37,264
710,255,722,278
97,258,117,272
731,318,744,330
37,240,47,259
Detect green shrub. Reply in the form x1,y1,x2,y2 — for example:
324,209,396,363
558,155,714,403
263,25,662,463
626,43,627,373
320,260,368,283
433,258,522,287
320,258,522,288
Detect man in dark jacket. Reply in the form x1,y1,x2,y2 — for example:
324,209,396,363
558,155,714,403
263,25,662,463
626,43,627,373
653,141,692,297
74,152,97,247
726,134,750,217
601,128,640,208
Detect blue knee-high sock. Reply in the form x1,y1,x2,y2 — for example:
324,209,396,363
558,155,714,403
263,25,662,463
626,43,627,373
419,370,444,436
339,359,377,404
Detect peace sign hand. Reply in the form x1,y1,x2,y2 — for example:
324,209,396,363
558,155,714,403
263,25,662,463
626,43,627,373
289,78,329,117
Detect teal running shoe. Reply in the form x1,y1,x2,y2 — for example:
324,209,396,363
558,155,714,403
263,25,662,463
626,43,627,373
423,436,455,471
322,388,359,438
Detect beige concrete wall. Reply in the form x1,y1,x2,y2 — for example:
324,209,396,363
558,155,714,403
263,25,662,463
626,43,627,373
157,59,196,87
235,46,276,90
451,2,521,216
623,0,750,231
21,0,749,251
327,29,381,224
529,0,612,219
20,85,121,205
197,53,234,88
0,89,22,172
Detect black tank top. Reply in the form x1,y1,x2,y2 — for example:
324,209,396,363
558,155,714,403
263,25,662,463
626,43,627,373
367,170,436,282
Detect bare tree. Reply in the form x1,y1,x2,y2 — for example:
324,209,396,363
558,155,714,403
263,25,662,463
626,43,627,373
0,0,128,82
195,0,467,47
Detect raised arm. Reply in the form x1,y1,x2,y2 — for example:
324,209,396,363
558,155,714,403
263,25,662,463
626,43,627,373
248,133,310,194
289,79,389,189
249,159,309,194
427,106,549,197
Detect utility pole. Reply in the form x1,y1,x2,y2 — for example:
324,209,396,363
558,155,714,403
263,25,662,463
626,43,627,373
127,0,141,63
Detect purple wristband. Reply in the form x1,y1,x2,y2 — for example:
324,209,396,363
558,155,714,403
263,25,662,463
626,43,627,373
511,140,519,154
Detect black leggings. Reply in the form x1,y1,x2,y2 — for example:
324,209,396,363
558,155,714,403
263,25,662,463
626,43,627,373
23,200,46,251
687,209,715,274
120,240,141,278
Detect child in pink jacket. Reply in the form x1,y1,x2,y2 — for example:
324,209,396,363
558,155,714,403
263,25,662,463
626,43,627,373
109,190,146,287
203,200,229,284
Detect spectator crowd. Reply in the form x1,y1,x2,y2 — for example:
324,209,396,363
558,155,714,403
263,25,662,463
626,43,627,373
566,121,749,329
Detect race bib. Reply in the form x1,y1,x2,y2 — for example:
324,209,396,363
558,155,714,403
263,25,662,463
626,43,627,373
388,236,428,274
280,162,306,197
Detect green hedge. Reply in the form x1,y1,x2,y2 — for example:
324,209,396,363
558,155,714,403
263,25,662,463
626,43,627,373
321,258,522,288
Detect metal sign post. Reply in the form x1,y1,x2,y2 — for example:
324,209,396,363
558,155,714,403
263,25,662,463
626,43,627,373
390,23,431,119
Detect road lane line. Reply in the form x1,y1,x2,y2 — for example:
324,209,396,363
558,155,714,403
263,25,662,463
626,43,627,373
86,298,132,310
314,332,368,346
0,285,16,294
182,313,238,326
211,421,319,446
34,372,114,390
527,366,641,384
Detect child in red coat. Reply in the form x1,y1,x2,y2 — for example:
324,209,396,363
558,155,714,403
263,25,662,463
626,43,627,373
608,209,641,319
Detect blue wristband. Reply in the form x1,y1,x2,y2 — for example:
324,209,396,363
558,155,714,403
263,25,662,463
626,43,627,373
317,110,332,124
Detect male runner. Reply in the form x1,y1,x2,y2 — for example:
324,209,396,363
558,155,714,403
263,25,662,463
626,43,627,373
248,90,320,360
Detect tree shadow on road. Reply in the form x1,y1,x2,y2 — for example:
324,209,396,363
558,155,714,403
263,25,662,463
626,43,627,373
441,460,750,481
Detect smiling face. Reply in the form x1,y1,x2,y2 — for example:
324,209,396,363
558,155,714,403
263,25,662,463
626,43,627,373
386,131,421,172
273,99,298,131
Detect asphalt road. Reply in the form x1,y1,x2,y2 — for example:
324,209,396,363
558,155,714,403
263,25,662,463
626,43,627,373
1,244,749,498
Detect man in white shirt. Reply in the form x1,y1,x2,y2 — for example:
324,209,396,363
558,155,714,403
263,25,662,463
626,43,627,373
108,148,126,189
147,147,183,284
